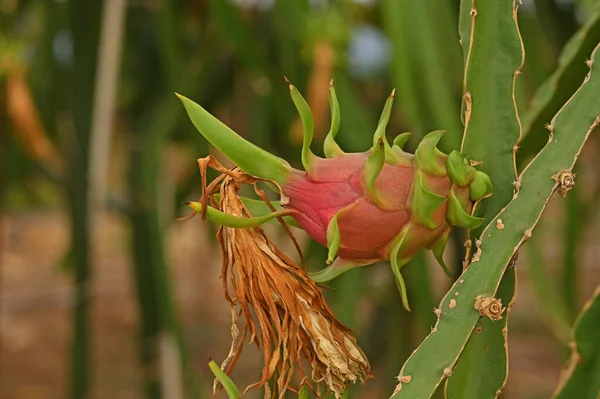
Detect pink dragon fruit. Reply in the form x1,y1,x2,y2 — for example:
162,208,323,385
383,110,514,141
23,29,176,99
177,81,492,309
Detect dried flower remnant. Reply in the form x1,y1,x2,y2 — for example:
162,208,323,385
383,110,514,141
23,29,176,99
176,81,494,311
183,156,370,398
474,295,505,321
552,170,576,197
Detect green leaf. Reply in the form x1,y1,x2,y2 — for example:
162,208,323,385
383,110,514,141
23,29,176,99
390,41,600,399
553,286,600,399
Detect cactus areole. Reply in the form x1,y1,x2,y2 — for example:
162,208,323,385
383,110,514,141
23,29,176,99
177,81,493,309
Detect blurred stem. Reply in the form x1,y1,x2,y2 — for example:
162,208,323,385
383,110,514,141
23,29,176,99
88,0,127,212
68,1,104,398
129,96,194,399
563,185,584,321
526,232,571,345
156,0,181,90
406,252,436,336
533,0,579,52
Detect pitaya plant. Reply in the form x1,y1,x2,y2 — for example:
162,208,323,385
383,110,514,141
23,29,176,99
176,81,492,310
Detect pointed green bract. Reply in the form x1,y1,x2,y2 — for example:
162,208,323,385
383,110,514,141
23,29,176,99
372,90,401,163
186,201,296,228
324,82,344,158
390,229,412,311
411,171,446,230
447,150,472,187
363,138,386,204
309,257,367,282
212,194,300,228
469,170,494,201
176,94,292,183
326,210,343,264
414,130,447,176
288,81,317,172
392,132,412,150
208,360,240,399
429,228,453,278
447,189,484,229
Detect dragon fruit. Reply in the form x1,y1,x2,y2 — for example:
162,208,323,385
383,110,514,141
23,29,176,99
177,81,492,309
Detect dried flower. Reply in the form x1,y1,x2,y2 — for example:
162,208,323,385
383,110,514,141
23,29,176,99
183,156,370,398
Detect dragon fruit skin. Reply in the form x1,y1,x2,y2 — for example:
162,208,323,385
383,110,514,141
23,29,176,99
177,82,492,309
282,153,464,263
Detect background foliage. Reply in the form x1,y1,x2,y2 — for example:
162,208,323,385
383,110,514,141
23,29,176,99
1,0,600,398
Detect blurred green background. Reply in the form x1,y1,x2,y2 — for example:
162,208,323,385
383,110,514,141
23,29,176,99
1,0,600,398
